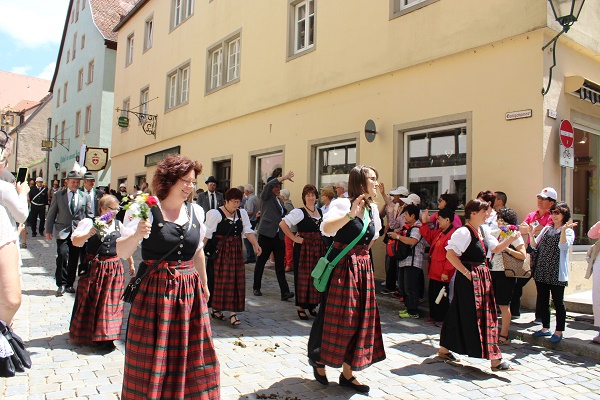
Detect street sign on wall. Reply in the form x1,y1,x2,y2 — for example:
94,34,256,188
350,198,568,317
559,119,574,169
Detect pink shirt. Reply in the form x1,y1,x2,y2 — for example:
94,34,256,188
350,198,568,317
588,220,600,239
523,210,553,227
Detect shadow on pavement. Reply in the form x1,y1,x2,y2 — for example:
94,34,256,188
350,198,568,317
21,289,56,297
238,376,356,399
391,358,511,383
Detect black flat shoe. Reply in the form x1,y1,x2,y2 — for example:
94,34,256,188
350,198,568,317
297,310,309,320
308,359,328,385
253,289,262,296
281,292,294,301
309,308,318,317
339,373,369,393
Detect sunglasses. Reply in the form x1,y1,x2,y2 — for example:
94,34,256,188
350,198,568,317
550,210,563,215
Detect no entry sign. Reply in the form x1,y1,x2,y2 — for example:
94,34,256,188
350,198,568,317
559,119,574,168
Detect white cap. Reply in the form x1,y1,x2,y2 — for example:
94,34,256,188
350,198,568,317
35,177,43,182
119,183,127,188
389,186,409,196
400,193,421,205
537,187,557,201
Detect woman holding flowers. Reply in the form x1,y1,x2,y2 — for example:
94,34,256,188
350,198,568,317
70,195,132,350
490,208,526,345
204,187,261,326
117,155,220,399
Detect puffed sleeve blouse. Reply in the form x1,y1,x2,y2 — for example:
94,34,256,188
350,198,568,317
320,198,381,240
204,208,253,239
282,208,306,227
445,226,499,256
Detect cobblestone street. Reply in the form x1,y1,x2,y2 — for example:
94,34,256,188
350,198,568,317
2,236,600,399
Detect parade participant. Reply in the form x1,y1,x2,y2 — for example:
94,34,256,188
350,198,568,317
69,195,133,350
530,201,576,344
439,199,518,371
28,177,48,237
45,171,93,296
204,188,261,326
196,176,223,215
419,208,457,327
115,183,130,222
307,165,384,394
279,184,325,320
252,171,295,301
0,132,29,325
490,208,526,345
117,154,219,399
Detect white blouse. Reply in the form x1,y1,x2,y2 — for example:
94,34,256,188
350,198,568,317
121,201,206,251
320,198,381,239
0,180,28,247
282,208,320,227
205,208,253,239
445,226,499,256
72,218,121,238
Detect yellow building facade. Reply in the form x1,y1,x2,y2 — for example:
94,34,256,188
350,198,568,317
111,0,600,306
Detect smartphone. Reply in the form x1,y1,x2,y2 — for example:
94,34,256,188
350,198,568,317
16,167,28,184
531,221,540,229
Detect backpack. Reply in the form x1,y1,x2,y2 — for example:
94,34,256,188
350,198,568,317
386,225,419,261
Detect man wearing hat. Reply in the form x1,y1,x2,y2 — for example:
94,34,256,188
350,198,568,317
28,177,48,237
196,176,223,215
116,183,130,222
81,172,103,217
45,171,94,296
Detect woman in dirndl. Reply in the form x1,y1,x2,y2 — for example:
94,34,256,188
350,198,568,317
307,166,384,394
279,184,326,320
70,195,130,350
117,155,220,400
439,199,518,371
204,187,261,326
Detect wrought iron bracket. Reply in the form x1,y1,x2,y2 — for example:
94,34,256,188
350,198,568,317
116,108,158,138
541,28,567,96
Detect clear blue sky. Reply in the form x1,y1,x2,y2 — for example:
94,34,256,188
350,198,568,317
0,0,70,80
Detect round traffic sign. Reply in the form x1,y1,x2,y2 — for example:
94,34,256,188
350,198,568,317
559,119,574,148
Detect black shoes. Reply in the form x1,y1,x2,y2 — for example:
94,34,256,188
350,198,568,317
281,292,295,301
65,286,76,294
339,373,369,393
253,289,262,296
308,359,328,385
297,310,309,320
56,285,66,297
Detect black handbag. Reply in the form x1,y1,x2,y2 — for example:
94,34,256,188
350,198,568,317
204,209,239,261
0,320,32,377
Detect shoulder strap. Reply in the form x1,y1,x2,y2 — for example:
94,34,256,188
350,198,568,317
328,209,369,266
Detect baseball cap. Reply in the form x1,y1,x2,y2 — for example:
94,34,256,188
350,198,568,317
400,193,421,205
35,177,43,182
537,187,557,201
119,183,127,188
389,186,409,196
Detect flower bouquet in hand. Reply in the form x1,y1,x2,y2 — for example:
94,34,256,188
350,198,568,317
93,210,116,230
499,224,519,239
125,193,159,238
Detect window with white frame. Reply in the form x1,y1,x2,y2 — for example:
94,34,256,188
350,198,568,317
66,50,70,63
404,124,467,210
207,32,241,93
144,17,153,51
81,34,85,49
166,62,191,110
390,0,439,19
75,0,80,21
126,34,134,66
316,142,356,191
61,120,66,145
293,0,314,54
56,89,61,107
254,152,284,196
87,60,94,83
73,33,77,60
84,105,92,133
78,69,84,91
121,98,130,131
172,0,194,30
75,110,81,137
54,124,58,147
140,87,149,122
63,82,68,103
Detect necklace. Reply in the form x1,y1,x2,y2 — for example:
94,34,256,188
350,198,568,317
305,206,316,213
224,206,236,215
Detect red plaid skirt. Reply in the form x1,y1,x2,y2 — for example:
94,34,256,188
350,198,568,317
122,260,220,400
69,255,124,342
320,244,386,371
211,235,246,312
440,263,501,360
294,232,326,308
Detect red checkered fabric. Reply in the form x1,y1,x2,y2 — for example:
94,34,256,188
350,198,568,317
122,260,220,399
69,255,124,342
472,264,501,360
294,231,325,308
320,244,386,371
211,234,246,312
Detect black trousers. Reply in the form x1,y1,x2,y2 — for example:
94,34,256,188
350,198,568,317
428,279,450,322
253,234,291,296
384,254,397,291
55,235,81,287
399,266,421,315
28,205,45,235
535,280,566,331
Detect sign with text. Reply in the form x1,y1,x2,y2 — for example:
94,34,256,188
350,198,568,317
505,109,532,120
559,119,574,168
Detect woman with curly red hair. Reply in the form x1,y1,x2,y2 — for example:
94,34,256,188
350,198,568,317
117,154,220,399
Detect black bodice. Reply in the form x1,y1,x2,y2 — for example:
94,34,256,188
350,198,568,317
333,209,376,245
296,208,322,233
459,225,487,267
87,221,121,257
214,208,243,237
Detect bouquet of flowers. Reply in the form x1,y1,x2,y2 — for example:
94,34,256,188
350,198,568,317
93,210,116,230
498,224,519,239
125,193,159,238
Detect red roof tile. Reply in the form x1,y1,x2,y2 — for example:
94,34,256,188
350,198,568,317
90,0,138,42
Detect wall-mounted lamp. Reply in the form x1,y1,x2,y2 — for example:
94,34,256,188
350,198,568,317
541,0,586,95
54,162,60,169
365,120,377,143
579,132,588,144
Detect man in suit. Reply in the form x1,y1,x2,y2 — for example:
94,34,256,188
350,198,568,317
28,177,48,237
81,172,103,217
196,175,224,215
45,171,93,296
252,171,295,301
